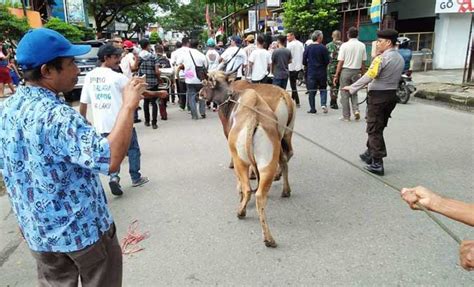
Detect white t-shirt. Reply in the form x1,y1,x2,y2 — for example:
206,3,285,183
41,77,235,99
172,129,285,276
206,49,220,71
120,52,135,79
338,38,367,69
287,40,304,71
80,67,128,134
221,46,247,78
171,47,189,79
176,48,208,84
248,48,272,81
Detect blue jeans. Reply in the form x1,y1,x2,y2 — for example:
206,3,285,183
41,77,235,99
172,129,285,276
306,76,327,111
186,83,205,119
102,128,141,182
272,78,288,90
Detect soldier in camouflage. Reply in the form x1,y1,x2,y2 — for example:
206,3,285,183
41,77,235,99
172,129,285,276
326,30,342,109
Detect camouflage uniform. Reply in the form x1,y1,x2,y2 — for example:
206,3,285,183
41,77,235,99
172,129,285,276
326,40,342,107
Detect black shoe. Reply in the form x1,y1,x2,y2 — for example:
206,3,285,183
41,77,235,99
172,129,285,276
330,103,339,109
144,122,150,127
307,110,316,114
109,179,123,196
365,161,384,176
134,119,142,123
201,114,206,119
152,124,158,129
359,150,372,164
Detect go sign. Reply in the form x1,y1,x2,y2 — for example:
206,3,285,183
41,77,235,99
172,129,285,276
435,0,474,13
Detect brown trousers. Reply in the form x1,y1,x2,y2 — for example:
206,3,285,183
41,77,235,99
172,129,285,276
30,224,122,287
366,90,397,160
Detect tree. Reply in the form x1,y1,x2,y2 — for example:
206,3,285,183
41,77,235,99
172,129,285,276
87,0,176,37
149,31,161,44
0,4,30,42
44,17,84,42
116,3,158,39
283,0,339,41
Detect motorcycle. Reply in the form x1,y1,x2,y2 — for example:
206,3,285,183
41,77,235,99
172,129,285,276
396,70,416,104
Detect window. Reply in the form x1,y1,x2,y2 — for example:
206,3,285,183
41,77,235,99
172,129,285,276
400,32,435,51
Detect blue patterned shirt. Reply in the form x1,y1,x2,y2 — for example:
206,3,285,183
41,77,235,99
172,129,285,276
0,85,113,252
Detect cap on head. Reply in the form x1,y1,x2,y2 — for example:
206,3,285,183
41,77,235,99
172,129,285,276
97,44,123,61
231,35,242,45
377,29,399,43
245,34,254,42
123,40,134,49
16,28,91,70
207,38,216,47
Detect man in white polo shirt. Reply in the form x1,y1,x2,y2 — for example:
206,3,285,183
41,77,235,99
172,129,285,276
287,31,304,106
333,27,367,121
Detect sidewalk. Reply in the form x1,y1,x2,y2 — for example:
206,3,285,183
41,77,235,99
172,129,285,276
412,69,474,110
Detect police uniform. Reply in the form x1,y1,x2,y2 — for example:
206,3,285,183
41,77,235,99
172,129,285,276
347,29,404,175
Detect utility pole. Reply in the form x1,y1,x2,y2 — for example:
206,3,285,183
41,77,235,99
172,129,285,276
21,0,27,17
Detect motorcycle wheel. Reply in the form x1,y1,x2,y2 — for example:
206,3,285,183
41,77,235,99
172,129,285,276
397,81,410,104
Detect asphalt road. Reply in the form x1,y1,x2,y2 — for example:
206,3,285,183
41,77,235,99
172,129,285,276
0,90,473,286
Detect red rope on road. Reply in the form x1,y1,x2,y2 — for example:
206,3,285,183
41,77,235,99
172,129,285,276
121,220,150,255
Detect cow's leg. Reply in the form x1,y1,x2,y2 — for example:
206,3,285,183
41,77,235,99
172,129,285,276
280,152,291,198
233,158,251,219
255,168,277,248
273,163,282,181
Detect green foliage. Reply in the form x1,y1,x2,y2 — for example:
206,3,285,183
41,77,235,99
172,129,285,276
149,31,161,44
283,0,339,40
44,18,84,42
0,4,30,41
76,25,96,41
158,1,206,35
116,3,158,38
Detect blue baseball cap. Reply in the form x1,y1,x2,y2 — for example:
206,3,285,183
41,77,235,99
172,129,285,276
16,28,91,70
231,35,242,45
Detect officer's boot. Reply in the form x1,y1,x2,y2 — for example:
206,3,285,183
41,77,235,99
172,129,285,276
365,158,384,176
359,149,372,164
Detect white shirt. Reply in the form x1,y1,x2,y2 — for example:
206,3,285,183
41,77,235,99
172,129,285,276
287,39,304,71
119,52,135,79
221,46,247,78
248,48,272,81
171,47,189,79
80,67,128,134
337,38,367,69
206,49,220,71
176,48,208,84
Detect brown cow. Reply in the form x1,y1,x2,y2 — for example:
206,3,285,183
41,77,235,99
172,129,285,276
200,71,295,182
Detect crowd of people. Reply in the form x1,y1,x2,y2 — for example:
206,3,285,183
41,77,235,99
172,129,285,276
0,26,471,287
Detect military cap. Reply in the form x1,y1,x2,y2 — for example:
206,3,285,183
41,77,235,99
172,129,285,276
376,29,399,41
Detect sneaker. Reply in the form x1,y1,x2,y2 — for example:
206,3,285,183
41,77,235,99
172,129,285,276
339,116,350,122
354,112,361,120
201,114,206,119
330,103,338,109
152,124,158,129
322,106,328,114
134,119,142,123
144,122,150,127
109,179,123,196
132,176,149,187
296,103,301,108
307,110,316,114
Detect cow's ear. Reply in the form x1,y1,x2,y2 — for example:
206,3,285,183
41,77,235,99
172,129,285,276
226,73,237,84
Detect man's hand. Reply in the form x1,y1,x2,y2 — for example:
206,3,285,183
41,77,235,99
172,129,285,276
460,240,474,271
341,86,351,91
400,186,442,211
333,76,338,86
123,77,147,109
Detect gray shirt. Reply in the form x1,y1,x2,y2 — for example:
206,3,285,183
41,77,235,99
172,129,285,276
349,48,404,94
272,48,292,79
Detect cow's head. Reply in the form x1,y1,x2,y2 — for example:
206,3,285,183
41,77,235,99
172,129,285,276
199,71,237,105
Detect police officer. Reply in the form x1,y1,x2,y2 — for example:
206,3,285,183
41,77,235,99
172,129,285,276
343,29,404,175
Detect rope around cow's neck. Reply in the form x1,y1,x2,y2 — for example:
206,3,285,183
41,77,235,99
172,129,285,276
227,98,462,246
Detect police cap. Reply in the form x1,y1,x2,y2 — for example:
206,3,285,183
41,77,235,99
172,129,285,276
376,29,399,42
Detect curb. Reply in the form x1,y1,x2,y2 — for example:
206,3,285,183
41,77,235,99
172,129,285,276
414,90,474,107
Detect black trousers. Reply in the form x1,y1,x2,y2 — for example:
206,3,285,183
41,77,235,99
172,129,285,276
176,79,187,110
289,70,300,105
366,90,397,160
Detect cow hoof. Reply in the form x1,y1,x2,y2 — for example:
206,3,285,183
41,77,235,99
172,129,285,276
264,240,277,248
281,191,291,198
228,161,234,169
237,210,246,219
273,174,281,181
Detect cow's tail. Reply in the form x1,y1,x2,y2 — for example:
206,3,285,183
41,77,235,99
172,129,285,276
245,108,260,190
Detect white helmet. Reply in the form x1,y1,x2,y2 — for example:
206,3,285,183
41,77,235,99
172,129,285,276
397,36,410,48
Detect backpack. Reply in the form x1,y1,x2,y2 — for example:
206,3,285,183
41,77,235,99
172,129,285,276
157,55,171,68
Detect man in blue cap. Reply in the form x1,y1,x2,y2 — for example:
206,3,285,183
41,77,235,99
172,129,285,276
0,28,147,286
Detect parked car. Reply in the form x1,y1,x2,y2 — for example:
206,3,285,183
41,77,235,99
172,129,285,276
63,40,105,102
